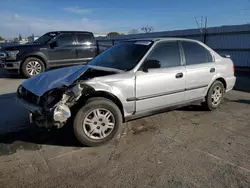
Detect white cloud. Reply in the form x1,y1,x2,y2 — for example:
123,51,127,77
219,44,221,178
0,13,103,38
63,7,92,14
0,12,159,39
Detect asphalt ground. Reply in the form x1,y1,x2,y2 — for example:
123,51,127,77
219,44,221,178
0,68,249,188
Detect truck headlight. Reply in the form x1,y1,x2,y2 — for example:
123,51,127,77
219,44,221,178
6,50,19,60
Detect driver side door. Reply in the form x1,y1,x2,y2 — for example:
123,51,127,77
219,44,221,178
48,33,78,67
135,41,186,112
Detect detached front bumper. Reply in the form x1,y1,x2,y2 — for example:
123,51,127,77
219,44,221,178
15,96,71,129
15,97,42,113
15,97,56,128
0,60,21,70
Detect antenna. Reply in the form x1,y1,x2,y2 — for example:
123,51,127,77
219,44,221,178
194,16,208,43
194,17,203,34
205,17,208,30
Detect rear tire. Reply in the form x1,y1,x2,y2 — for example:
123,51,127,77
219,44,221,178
21,57,45,78
202,81,225,110
73,97,123,147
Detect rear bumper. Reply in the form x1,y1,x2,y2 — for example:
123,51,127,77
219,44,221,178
0,60,21,70
225,76,236,92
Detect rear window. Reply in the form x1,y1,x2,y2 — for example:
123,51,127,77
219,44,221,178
182,42,213,65
55,34,74,47
77,33,94,44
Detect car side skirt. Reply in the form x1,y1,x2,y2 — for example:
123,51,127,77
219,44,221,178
124,97,205,122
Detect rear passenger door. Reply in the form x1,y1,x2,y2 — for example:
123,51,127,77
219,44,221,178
181,41,216,101
75,33,96,64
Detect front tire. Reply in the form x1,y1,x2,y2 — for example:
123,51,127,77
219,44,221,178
202,81,225,110
73,97,123,147
21,57,45,78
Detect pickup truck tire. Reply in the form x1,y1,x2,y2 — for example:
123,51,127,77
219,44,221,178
21,57,45,78
202,81,225,110
73,97,123,147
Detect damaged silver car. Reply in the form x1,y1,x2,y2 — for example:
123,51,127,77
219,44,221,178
16,38,236,146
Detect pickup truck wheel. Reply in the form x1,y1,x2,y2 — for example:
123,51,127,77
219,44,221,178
73,97,123,147
21,57,45,78
202,81,225,110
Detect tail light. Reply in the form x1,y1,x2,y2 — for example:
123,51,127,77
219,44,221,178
232,65,235,72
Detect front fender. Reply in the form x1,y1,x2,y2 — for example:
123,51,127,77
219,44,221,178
84,76,136,117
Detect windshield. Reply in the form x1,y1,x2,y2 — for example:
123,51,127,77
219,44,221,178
34,32,59,44
88,41,153,71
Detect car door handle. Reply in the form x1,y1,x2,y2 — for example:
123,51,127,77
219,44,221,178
210,68,215,73
69,48,76,51
175,72,183,78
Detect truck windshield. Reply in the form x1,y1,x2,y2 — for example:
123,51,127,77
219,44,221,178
34,32,58,44
88,41,153,71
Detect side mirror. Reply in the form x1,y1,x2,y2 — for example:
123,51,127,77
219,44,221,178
142,59,161,72
50,41,57,48
220,54,231,58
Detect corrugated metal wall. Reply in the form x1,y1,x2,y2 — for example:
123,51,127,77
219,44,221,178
97,24,250,68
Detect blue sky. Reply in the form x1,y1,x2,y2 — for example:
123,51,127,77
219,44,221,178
0,0,250,38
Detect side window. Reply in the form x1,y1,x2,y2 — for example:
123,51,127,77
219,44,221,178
182,42,213,65
55,34,74,47
147,42,181,68
77,34,94,44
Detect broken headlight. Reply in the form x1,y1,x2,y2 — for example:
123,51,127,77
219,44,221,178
41,89,63,107
44,95,56,106
53,104,71,123
17,85,26,97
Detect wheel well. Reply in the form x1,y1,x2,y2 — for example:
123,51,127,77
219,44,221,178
215,77,227,89
21,55,47,69
74,91,125,122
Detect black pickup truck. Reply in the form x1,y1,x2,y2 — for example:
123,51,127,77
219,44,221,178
0,31,106,77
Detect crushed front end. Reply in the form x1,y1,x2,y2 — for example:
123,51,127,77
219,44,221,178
16,83,88,129
16,65,121,129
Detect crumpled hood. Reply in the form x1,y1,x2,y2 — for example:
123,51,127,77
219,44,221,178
22,65,89,96
21,65,122,97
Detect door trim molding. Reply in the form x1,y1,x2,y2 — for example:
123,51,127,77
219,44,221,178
127,89,185,102
48,57,92,63
127,85,208,102
185,84,208,91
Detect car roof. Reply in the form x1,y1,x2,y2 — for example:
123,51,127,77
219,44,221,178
127,37,200,43
47,31,93,34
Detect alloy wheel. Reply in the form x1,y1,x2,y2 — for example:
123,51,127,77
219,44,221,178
211,86,223,106
83,108,115,140
26,61,42,75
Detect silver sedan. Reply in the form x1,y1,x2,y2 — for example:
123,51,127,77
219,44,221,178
16,38,236,146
